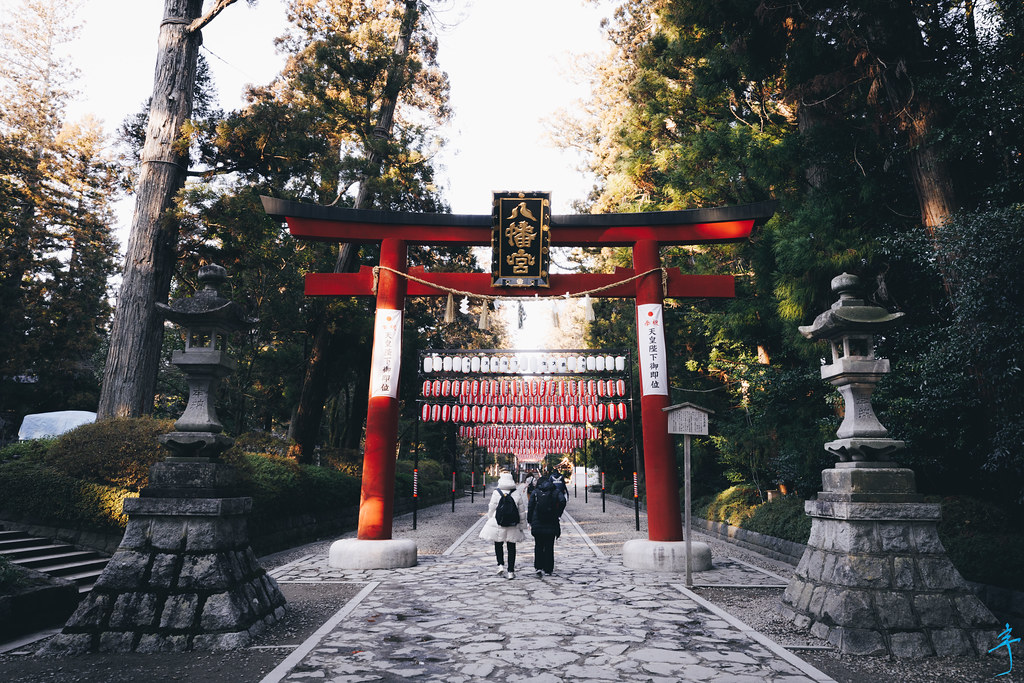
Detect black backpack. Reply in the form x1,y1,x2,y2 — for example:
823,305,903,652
533,485,557,522
495,489,520,527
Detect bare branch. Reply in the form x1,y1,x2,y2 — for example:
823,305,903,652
186,0,240,34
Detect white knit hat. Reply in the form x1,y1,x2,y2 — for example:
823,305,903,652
497,472,516,491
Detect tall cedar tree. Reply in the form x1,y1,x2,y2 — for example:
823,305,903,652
561,0,1024,502
0,1,118,422
97,0,254,420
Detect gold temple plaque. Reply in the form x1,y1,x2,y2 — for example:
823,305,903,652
491,191,551,288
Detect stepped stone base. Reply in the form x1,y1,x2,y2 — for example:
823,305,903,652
39,462,286,654
781,467,998,657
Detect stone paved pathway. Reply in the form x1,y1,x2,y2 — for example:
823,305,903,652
261,500,834,682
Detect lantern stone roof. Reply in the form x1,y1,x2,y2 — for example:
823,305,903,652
798,273,903,341
156,264,257,331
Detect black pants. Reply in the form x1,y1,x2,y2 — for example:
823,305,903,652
533,532,556,574
494,541,516,571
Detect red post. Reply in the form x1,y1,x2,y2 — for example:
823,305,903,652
358,238,407,539
633,239,684,541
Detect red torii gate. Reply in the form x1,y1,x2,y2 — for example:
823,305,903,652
262,196,775,565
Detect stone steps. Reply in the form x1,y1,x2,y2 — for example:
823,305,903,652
0,529,109,594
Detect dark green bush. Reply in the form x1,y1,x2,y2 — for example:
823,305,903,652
703,485,762,526
228,431,295,459
0,438,54,464
933,496,1024,589
230,452,361,524
0,458,131,533
741,495,811,544
43,417,174,492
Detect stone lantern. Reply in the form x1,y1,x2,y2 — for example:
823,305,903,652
799,272,905,464
780,273,997,658
43,264,286,655
155,263,256,459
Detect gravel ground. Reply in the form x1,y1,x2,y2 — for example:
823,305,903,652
1,490,1020,682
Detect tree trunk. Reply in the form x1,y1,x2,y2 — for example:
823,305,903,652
287,0,419,461
97,0,203,419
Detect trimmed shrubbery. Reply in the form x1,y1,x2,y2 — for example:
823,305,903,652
0,456,133,533
0,421,457,550
42,417,175,492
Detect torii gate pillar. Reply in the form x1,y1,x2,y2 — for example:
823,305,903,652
329,238,417,568
633,239,683,542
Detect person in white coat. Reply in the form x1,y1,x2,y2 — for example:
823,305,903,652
478,471,529,579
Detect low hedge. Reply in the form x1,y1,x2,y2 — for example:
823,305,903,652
702,485,762,527
0,458,133,534
42,417,174,492
741,495,812,544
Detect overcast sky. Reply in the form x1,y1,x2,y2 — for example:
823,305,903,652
52,0,609,217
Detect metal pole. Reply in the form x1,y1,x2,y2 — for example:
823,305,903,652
573,446,577,498
601,440,606,513
685,434,693,588
628,349,641,531
450,425,456,513
471,437,476,503
584,440,589,504
413,413,420,530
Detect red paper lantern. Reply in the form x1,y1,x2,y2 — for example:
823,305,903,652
430,404,441,422
421,404,430,421
617,402,627,421
422,380,431,397
596,403,606,421
616,379,626,397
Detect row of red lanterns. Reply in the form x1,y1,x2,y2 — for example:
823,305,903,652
421,378,627,400
421,402,628,424
475,440,583,454
459,425,600,441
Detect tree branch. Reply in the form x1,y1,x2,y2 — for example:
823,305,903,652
187,0,240,34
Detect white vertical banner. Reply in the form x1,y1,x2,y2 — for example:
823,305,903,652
636,303,669,396
369,308,403,398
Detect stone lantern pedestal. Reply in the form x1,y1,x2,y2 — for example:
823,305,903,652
780,274,997,657
42,266,285,654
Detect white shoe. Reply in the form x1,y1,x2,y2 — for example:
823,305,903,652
535,570,544,578
506,571,516,580
496,564,506,576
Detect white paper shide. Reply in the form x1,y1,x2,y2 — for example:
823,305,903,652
369,308,402,398
636,303,668,396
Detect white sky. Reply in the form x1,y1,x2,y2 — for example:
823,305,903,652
10,0,611,347
51,0,609,219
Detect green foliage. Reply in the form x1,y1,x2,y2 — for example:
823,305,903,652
43,417,174,492
702,485,762,527
0,2,119,419
229,452,360,524
0,438,54,464
741,495,812,544
934,496,1024,590
0,458,132,533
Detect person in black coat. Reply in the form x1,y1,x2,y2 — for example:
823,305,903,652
528,475,567,576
